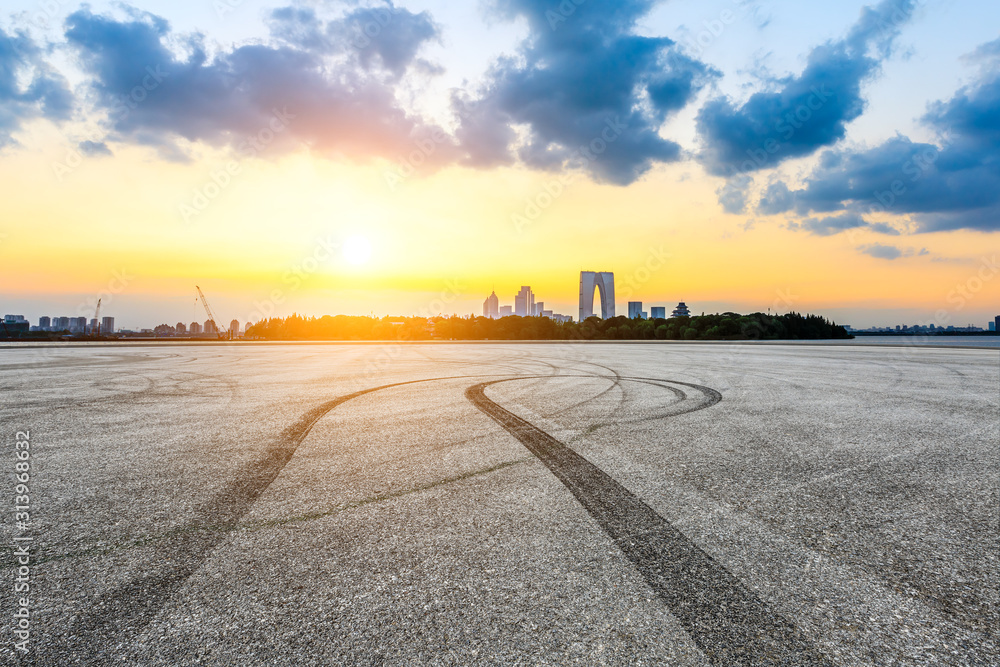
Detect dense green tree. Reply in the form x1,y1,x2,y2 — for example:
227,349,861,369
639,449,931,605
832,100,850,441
245,312,851,342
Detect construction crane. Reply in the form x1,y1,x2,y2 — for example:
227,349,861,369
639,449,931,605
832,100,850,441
93,298,102,337
196,286,229,340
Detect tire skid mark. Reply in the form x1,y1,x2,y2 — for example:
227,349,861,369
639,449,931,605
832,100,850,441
565,358,630,412
466,378,831,667
540,358,628,418
542,376,623,418
63,371,745,665
63,375,475,665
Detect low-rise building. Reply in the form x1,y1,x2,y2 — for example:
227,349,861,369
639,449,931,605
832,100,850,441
671,302,691,318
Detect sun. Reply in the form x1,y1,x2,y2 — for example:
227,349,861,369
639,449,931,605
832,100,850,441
342,235,373,266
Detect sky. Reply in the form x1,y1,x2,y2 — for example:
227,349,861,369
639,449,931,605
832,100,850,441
1,0,998,330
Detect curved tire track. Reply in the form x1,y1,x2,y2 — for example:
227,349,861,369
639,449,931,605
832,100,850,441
466,378,831,666
61,375,474,665
62,372,817,666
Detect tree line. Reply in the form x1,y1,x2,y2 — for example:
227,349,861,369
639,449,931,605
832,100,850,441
246,312,851,341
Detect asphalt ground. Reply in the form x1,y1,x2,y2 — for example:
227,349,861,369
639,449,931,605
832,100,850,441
1,343,997,665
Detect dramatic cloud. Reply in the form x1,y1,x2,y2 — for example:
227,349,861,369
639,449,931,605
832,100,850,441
64,5,451,162
456,0,718,184
764,37,1000,232
269,3,440,77
697,0,915,178
0,28,73,148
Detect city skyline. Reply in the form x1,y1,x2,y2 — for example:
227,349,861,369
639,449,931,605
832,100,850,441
8,301,998,336
5,265,999,335
0,1,998,328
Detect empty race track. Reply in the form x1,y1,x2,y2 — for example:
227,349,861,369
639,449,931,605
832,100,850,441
1,342,997,665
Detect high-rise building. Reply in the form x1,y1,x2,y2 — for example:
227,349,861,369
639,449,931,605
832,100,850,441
533,301,544,317
71,317,88,332
994,315,999,332
229,319,240,337
651,307,666,319
53,316,70,330
672,302,691,318
499,306,513,318
628,302,643,319
204,320,217,334
190,322,202,335
101,317,115,334
39,316,51,330
3,315,29,334
89,318,99,333
176,322,187,335
579,272,615,320
483,291,499,319
515,286,534,317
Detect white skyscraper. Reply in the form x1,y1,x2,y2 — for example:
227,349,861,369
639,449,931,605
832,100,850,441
579,272,615,320
515,286,534,317
483,291,500,319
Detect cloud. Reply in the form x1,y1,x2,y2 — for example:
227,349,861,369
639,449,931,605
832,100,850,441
757,181,793,215
787,212,902,236
455,0,718,184
0,28,73,148
79,140,112,156
962,36,1000,65
858,242,903,259
64,6,452,163
794,213,868,236
716,180,748,214
697,0,915,178
858,243,928,260
268,3,441,78
867,221,900,235
763,37,1000,232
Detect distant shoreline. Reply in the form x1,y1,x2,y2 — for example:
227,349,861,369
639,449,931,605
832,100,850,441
851,331,998,337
